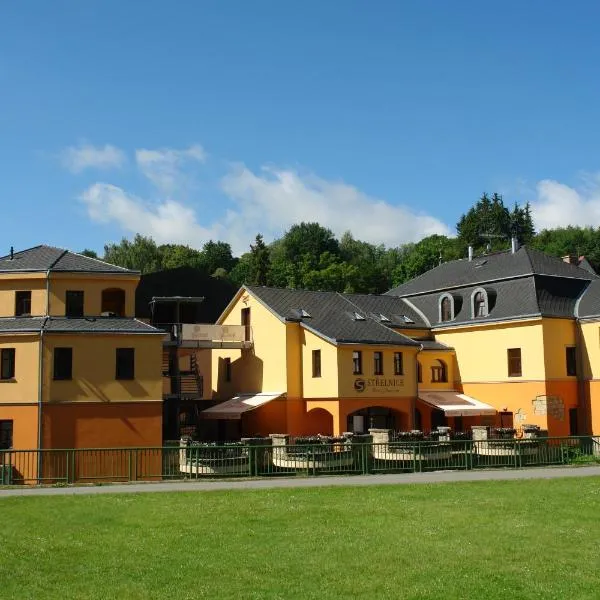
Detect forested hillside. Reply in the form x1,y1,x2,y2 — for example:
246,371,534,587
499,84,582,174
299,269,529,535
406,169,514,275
83,193,600,294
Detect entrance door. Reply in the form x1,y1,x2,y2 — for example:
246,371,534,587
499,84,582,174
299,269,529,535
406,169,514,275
569,408,578,436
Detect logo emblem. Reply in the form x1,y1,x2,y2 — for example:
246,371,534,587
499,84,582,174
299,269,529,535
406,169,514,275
354,378,366,393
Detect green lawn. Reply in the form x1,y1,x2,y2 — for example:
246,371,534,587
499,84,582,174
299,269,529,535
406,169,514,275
1,478,600,599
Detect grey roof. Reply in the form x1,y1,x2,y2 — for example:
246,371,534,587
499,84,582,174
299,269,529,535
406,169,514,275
419,340,454,351
403,275,589,327
387,246,596,298
577,280,600,318
0,245,137,274
45,318,162,334
0,317,162,334
0,317,46,332
245,286,422,346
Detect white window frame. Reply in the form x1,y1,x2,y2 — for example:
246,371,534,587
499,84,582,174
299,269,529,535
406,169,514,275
438,293,455,323
471,287,489,319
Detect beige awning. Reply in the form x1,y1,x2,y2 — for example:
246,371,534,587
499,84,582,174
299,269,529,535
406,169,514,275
201,392,285,420
418,391,496,417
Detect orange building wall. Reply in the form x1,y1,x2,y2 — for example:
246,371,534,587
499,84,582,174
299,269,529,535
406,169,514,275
42,402,163,448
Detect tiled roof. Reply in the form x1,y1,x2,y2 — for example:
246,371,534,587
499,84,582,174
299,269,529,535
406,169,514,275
0,317,162,334
387,246,596,297
245,286,422,346
44,317,162,334
401,275,589,328
0,317,46,332
0,245,137,274
577,280,600,318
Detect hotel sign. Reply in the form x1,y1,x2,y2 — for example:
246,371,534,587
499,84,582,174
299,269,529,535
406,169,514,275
353,377,405,394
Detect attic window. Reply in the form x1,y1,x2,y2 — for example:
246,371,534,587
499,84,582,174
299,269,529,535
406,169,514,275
402,315,415,324
379,314,391,323
299,309,311,318
353,312,365,321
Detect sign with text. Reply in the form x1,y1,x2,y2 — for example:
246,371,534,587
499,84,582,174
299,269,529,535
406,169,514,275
353,377,405,394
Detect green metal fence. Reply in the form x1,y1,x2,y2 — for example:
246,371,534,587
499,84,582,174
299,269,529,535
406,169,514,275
0,435,599,486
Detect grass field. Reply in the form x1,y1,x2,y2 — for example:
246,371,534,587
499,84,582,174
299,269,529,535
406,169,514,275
1,478,600,599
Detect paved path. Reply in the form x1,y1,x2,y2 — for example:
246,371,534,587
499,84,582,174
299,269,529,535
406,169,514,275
1,465,599,497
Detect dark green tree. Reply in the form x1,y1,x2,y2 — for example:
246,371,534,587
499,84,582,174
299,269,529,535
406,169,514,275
199,240,237,276
248,234,270,286
80,249,98,259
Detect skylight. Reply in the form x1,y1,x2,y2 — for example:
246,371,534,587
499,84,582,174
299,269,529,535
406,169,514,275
353,312,366,321
379,314,391,323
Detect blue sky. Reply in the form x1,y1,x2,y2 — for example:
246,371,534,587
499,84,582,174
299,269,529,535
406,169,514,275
2,1,600,255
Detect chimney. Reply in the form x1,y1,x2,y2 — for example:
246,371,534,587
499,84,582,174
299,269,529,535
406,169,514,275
9,246,13,260
468,246,473,262
511,236,519,254
562,254,579,266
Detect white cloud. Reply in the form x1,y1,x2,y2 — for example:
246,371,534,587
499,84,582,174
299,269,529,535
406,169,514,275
220,165,451,248
79,164,450,255
135,145,207,193
80,183,220,245
60,143,126,173
530,175,600,231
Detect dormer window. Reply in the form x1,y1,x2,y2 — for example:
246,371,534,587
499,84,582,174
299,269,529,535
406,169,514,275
471,288,489,319
353,312,365,321
439,294,454,323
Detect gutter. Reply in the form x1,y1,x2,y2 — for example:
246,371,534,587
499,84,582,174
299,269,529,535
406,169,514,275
37,316,48,481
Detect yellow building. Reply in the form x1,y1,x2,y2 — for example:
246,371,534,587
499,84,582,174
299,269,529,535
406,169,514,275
206,243,600,438
0,245,164,464
207,287,465,437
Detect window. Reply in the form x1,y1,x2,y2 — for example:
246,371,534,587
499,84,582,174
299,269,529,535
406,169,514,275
15,291,31,316
65,291,84,317
1,349,15,380
394,352,403,376
431,359,448,383
116,348,135,380
472,288,488,319
101,288,125,316
566,347,577,376
53,348,73,380
0,421,13,449
374,351,383,375
241,307,251,341
417,362,422,383
440,296,452,322
225,357,232,382
312,350,321,378
507,348,522,377
353,351,362,375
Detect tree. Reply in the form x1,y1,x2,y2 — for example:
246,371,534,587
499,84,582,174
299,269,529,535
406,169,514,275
248,234,270,286
103,235,162,273
229,253,253,287
80,249,98,259
339,232,388,294
159,244,203,271
456,193,536,252
199,240,237,275
392,235,461,285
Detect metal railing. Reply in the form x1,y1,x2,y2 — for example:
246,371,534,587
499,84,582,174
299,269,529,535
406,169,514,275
1,436,599,486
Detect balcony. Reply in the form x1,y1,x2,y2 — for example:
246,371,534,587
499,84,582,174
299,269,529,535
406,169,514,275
157,323,252,349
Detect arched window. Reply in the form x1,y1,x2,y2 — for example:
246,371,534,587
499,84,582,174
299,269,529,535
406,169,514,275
439,294,454,323
101,288,126,317
471,288,489,319
431,359,448,383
